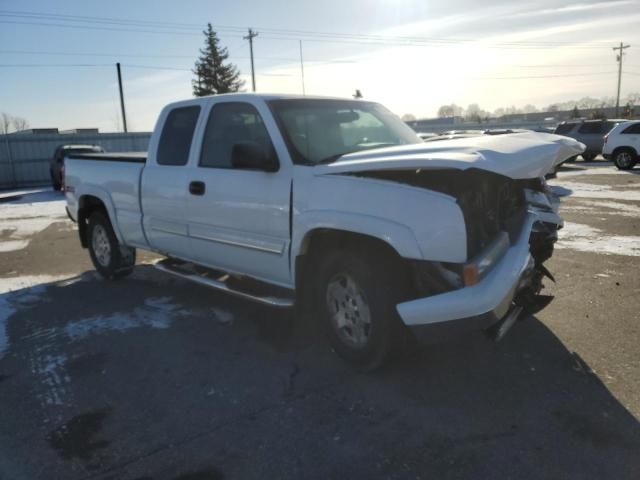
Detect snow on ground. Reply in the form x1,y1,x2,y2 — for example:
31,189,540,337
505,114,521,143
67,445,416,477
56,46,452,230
555,162,630,178
551,181,640,202
64,296,189,340
560,199,640,218
0,191,68,252
557,222,640,257
0,187,47,200
0,274,81,360
550,167,640,257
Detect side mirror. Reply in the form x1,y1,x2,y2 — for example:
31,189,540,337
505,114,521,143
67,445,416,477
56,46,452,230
231,142,278,172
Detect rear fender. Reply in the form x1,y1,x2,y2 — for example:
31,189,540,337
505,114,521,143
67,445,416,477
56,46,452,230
76,185,124,244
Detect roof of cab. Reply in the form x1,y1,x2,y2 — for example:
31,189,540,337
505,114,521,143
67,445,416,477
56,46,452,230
163,93,370,109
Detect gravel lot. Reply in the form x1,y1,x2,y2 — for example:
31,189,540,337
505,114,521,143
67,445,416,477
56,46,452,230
1,161,639,480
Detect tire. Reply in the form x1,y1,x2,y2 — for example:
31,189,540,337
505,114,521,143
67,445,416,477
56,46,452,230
581,153,596,162
87,210,136,279
613,148,637,171
50,169,61,191
314,247,405,370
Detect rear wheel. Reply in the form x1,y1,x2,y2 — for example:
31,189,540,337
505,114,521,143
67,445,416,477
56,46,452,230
88,211,136,279
613,148,637,170
582,153,596,162
315,247,405,370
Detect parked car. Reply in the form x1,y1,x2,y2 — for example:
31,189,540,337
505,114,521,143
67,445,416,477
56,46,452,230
423,130,485,142
554,119,622,161
64,94,583,369
50,144,104,190
602,120,640,170
417,132,438,141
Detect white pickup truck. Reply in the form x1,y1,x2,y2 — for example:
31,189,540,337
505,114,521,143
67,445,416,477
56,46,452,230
65,94,584,369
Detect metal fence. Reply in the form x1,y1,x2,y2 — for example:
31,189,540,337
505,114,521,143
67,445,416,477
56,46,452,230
0,132,151,189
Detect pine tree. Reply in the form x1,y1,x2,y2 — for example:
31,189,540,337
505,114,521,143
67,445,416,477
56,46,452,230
192,24,244,96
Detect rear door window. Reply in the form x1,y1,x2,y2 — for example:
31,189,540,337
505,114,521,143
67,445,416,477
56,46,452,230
622,123,640,134
157,106,201,166
578,122,610,134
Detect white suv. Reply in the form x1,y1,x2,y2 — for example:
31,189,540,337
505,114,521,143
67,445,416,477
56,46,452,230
603,120,640,170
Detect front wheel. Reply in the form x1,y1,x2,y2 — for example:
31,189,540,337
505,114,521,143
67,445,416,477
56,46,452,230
315,248,405,370
613,149,637,170
88,211,136,279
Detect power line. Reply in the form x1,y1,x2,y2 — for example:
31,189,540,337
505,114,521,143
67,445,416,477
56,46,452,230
0,49,299,62
0,63,620,81
0,9,620,47
0,10,621,49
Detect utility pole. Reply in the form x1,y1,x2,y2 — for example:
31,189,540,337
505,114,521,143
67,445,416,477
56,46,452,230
116,62,128,132
613,42,630,117
243,28,258,92
299,40,306,95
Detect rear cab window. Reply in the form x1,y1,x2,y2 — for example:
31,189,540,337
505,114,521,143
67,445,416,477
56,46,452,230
554,123,575,135
157,106,201,166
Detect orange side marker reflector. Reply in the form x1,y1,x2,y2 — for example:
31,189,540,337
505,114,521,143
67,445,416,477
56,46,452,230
463,264,479,286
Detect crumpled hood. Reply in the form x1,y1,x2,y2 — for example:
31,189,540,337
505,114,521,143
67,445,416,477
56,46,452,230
314,132,585,179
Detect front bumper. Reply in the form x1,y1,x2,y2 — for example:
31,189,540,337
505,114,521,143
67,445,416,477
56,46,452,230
397,214,536,341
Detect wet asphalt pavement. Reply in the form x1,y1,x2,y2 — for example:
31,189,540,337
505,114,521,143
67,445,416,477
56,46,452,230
0,161,639,479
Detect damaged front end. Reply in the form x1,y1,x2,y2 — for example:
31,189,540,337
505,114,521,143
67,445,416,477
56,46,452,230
357,168,562,342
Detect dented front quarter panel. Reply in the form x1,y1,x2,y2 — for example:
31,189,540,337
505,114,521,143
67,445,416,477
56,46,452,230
292,169,468,263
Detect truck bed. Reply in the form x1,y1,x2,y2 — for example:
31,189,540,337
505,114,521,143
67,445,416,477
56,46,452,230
66,152,147,163
65,153,148,248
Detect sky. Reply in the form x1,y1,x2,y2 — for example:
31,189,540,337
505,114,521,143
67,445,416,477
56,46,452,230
1,0,639,132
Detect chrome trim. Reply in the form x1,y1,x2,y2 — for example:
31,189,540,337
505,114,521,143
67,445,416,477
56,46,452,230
189,231,284,254
154,262,294,307
150,225,188,236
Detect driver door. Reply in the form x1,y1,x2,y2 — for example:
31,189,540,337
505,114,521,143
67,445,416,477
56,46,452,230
184,100,293,287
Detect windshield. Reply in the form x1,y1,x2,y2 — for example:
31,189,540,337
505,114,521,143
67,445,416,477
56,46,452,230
268,99,422,165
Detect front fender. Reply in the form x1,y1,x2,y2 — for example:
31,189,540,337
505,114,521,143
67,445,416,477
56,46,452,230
298,174,468,263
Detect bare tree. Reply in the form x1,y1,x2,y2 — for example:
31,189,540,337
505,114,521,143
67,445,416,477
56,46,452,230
437,104,462,118
0,112,12,134
465,104,489,122
11,116,28,132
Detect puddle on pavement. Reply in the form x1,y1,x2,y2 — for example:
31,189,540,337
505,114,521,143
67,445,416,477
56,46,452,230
47,407,111,462
174,468,225,480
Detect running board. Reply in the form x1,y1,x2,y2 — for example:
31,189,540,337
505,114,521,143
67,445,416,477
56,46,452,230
154,259,294,308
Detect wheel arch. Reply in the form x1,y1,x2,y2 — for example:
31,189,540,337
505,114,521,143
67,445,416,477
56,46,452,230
612,145,638,158
293,226,414,308
77,190,122,247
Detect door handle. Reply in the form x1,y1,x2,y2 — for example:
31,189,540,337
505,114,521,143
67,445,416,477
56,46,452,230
189,181,205,196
